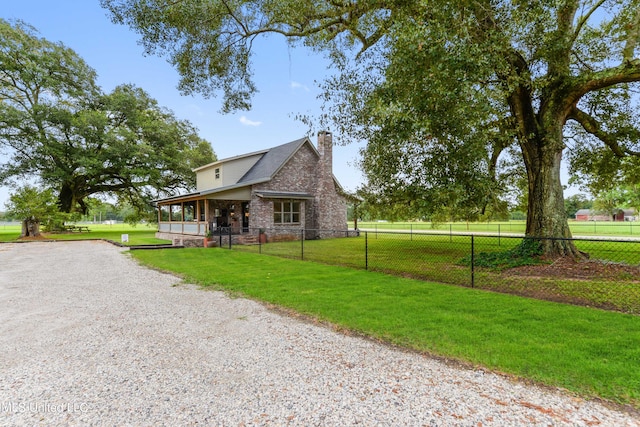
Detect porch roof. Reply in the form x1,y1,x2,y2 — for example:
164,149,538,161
152,191,201,204
255,190,314,200
152,182,252,205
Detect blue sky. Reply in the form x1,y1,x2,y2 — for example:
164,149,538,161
0,1,365,208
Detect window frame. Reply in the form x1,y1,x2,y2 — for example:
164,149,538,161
183,201,196,221
159,205,170,222
170,204,182,221
273,200,301,225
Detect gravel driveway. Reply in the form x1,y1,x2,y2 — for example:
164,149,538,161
0,241,638,426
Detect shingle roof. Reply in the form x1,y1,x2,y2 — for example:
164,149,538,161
237,137,310,184
153,136,323,204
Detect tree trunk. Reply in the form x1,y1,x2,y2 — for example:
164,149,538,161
524,139,582,258
21,218,41,238
58,180,88,214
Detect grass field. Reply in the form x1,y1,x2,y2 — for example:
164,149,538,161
4,221,638,312
358,220,640,237
234,232,640,313
0,223,169,245
131,248,640,409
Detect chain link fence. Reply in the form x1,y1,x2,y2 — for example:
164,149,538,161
229,227,640,314
360,220,640,237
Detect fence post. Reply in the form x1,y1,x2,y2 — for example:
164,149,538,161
498,224,501,246
301,229,304,260
410,223,413,241
471,234,475,288
365,231,369,270
228,226,232,249
258,228,262,254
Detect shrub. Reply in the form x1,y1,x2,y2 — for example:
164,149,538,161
459,238,545,270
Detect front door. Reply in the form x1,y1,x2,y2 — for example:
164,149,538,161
242,202,249,232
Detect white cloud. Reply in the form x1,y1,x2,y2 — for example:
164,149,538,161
239,116,262,126
185,103,206,117
290,81,310,92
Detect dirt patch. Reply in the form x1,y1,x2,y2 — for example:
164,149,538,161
503,257,640,282
17,234,50,241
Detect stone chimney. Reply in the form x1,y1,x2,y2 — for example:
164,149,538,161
317,130,333,176
312,130,347,235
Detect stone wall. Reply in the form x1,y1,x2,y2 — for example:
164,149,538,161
314,131,348,236
250,133,347,238
250,142,317,230
155,232,207,247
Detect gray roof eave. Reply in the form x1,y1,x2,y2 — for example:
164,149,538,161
255,190,315,199
192,148,270,172
198,179,267,196
153,179,270,204
151,191,201,204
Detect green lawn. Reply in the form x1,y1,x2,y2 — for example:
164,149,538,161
131,248,640,409
0,223,169,245
358,220,640,237
235,233,640,313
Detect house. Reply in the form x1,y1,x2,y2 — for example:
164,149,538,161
154,131,349,246
623,209,638,221
574,209,604,221
574,208,637,221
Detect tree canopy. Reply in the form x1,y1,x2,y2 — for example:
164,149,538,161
102,0,640,255
0,19,216,218
4,185,65,236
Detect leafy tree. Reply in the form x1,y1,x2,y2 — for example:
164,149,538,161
102,1,640,257
510,211,526,221
628,185,640,217
568,131,640,194
4,185,68,237
0,19,216,219
81,198,133,223
564,194,592,219
592,188,626,220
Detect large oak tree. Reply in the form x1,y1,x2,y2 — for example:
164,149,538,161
102,0,640,256
0,19,215,218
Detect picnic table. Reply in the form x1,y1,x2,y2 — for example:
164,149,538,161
64,225,91,233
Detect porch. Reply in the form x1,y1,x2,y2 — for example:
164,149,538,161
156,197,251,238
155,190,323,246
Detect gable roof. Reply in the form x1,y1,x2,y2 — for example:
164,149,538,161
237,137,313,185
154,136,343,204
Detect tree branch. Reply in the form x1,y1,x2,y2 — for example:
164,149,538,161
622,7,640,61
571,0,606,46
565,59,640,108
202,1,392,53
551,1,579,75
569,106,640,157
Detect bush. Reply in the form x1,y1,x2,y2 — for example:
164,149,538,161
459,238,545,270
